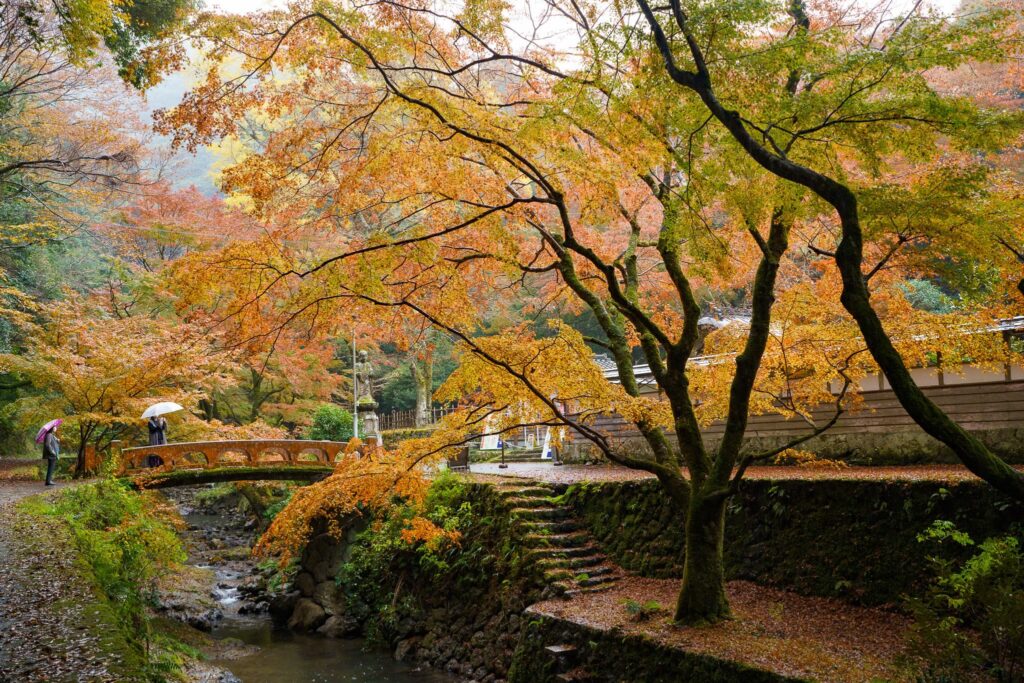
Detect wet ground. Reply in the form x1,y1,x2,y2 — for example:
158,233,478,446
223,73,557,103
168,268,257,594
0,480,139,683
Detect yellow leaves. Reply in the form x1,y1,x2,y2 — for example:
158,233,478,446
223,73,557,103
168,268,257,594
435,322,672,436
773,449,849,469
0,222,67,248
455,0,511,44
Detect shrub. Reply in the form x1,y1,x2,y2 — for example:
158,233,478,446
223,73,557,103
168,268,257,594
908,521,1024,682
335,473,526,645
49,480,185,668
304,404,354,442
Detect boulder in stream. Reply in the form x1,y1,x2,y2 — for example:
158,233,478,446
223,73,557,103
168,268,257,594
288,597,327,631
317,614,360,638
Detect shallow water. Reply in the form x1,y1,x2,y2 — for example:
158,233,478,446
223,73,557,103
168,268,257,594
211,620,456,683
170,492,455,683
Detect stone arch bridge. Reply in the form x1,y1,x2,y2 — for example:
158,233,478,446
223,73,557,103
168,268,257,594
117,439,352,489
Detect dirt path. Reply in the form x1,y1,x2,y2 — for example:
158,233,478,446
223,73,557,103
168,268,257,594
0,480,143,683
0,480,72,506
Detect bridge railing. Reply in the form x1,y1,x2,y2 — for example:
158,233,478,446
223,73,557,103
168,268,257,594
117,439,349,474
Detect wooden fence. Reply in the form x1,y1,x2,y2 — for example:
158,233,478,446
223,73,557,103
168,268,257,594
379,406,452,431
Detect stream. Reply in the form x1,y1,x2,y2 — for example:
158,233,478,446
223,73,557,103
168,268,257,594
163,487,457,683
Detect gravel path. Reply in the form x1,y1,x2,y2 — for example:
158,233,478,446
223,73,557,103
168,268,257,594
468,462,1014,484
0,480,143,682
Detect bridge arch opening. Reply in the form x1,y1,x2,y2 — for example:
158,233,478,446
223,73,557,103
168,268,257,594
256,448,288,464
217,450,252,467
173,452,210,469
295,450,325,464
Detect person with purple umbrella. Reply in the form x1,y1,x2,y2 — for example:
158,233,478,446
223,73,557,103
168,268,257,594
36,419,62,486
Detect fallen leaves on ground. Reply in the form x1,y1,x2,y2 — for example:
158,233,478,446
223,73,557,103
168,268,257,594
0,483,143,682
468,463,1016,485
530,577,920,682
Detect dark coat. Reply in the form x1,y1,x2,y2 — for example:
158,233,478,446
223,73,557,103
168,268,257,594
147,417,167,446
42,431,60,460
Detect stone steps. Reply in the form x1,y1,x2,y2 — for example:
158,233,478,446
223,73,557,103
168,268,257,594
523,518,582,535
525,530,590,548
498,486,552,499
512,506,572,521
508,484,623,598
565,579,620,594
552,565,624,593
503,496,554,509
527,544,598,559
537,553,605,572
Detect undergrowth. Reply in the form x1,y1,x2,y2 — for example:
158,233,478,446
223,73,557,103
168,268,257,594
908,521,1024,682
42,480,189,680
336,471,537,646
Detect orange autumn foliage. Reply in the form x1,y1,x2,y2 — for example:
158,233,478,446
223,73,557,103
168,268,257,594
255,443,446,563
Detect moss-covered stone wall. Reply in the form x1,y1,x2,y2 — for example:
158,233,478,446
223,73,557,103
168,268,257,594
285,481,548,680
508,612,802,683
566,478,1023,605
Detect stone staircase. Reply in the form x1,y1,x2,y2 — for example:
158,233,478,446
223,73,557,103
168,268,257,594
495,481,623,596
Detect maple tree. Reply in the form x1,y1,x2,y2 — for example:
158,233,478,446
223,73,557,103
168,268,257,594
0,2,161,263
0,291,227,474
3,0,195,90
101,181,236,271
625,0,1024,510
98,183,351,431
155,0,1024,624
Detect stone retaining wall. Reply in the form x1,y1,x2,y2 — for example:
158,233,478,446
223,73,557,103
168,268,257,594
508,612,799,683
566,478,1023,605
276,483,547,682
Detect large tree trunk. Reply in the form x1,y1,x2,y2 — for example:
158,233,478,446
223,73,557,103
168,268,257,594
675,495,730,624
833,208,1024,502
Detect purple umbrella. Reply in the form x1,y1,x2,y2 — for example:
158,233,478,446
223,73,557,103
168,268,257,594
35,419,63,444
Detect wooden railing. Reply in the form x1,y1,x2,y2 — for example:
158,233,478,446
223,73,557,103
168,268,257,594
117,439,348,474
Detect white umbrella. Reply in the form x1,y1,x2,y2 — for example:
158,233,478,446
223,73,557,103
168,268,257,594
141,402,184,419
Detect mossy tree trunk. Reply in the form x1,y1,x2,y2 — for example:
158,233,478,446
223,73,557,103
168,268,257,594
676,495,729,624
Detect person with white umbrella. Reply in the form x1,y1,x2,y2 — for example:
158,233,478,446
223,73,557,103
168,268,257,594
142,402,183,467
